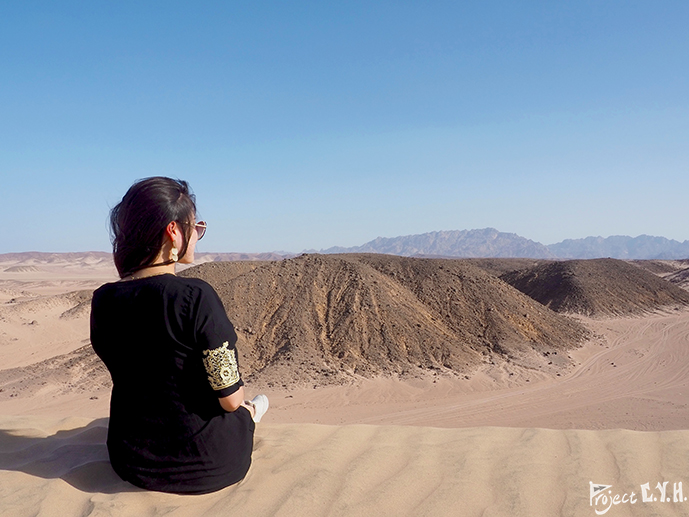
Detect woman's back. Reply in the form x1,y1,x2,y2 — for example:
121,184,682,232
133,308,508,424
91,273,254,494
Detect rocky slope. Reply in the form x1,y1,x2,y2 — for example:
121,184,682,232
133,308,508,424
501,258,689,317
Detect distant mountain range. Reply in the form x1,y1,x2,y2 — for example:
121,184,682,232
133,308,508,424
319,229,689,260
547,235,689,260
4,230,689,263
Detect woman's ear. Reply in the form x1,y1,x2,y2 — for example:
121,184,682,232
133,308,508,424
165,221,183,247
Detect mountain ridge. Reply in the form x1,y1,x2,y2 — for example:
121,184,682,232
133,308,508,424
322,228,556,259
320,229,689,260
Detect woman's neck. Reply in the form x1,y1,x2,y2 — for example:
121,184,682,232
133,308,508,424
122,262,176,281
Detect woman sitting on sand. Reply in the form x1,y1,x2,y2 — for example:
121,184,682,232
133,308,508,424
90,177,268,494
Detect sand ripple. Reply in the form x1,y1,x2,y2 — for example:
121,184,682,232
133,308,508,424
2,416,689,516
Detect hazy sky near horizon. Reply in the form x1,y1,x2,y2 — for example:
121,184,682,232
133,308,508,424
2,2,688,253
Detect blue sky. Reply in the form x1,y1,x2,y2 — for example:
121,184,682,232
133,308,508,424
2,1,688,253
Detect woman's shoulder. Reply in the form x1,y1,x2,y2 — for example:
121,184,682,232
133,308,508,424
166,275,225,311
171,274,217,294
93,274,217,300
170,276,228,322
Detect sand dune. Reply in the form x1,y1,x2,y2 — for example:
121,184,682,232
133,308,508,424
0,290,93,369
3,416,689,517
0,252,117,301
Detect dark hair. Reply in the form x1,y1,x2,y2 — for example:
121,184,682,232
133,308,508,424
110,177,197,277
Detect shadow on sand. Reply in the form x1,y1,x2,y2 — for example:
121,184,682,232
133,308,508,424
0,417,139,494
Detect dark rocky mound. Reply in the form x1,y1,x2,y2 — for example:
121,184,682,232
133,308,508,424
629,260,689,292
629,259,689,276
460,258,553,277
664,267,689,291
182,254,589,386
58,290,94,319
500,258,689,317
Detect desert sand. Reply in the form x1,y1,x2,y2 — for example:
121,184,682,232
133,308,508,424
2,253,689,516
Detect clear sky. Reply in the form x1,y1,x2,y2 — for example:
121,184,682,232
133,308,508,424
2,1,688,253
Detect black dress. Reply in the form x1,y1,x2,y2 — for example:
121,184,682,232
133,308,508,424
90,274,254,494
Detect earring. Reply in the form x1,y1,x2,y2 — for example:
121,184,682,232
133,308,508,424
171,246,179,262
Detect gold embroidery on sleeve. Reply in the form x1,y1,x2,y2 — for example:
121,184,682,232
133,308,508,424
202,341,240,390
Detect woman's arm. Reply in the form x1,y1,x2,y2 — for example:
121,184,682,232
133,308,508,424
218,385,246,412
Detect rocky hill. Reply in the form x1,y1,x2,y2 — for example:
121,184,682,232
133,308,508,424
500,258,689,317
630,260,687,276
459,258,551,277
182,254,588,386
629,260,689,291
664,265,689,291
